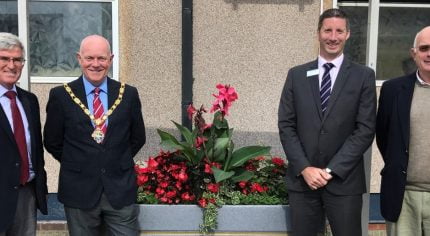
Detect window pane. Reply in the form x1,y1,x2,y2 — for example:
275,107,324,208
377,8,430,80
29,2,112,77
0,0,18,34
340,6,368,66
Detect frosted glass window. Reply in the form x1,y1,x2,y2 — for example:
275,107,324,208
28,2,112,77
376,8,430,80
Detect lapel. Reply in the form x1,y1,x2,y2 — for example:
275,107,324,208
306,60,323,121
68,77,93,131
0,103,15,144
322,58,351,122
397,73,416,148
102,77,120,143
16,88,36,162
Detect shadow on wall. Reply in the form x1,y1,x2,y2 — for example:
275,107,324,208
224,0,315,11
136,127,285,162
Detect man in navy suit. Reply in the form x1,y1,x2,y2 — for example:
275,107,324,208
0,32,47,236
44,35,146,236
377,26,430,236
278,9,376,236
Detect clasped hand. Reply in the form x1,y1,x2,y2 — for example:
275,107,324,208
301,167,333,190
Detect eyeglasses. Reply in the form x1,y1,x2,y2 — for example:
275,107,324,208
0,56,26,66
416,45,430,53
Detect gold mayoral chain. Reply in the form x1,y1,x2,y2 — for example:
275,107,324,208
63,83,126,143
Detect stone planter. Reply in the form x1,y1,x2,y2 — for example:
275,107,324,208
137,204,290,233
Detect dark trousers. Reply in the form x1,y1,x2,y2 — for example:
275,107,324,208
0,184,37,236
65,194,139,236
289,189,362,236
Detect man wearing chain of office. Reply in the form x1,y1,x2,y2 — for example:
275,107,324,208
44,35,146,236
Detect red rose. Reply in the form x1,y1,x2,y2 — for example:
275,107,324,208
137,175,148,186
272,157,285,167
250,183,267,193
207,183,219,193
238,181,247,189
198,198,207,208
177,171,188,182
166,190,177,198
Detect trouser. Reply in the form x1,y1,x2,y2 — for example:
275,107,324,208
289,189,362,236
0,183,36,236
65,193,139,236
386,189,430,236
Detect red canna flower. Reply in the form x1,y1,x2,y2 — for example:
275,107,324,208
210,84,238,117
194,136,208,149
187,104,197,120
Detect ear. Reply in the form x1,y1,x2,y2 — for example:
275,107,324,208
410,48,416,60
346,30,351,40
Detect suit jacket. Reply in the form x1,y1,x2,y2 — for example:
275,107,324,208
278,58,376,195
376,73,415,222
44,77,146,210
0,87,48,232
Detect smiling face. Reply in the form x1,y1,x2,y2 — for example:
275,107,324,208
77,35,113,86
318,17,350,61
411,27,430,81
0,47,24,89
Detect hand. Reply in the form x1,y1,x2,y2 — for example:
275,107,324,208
301,167,332,190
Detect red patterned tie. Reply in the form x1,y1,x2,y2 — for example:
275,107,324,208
5,91,29,185
93,88,106,134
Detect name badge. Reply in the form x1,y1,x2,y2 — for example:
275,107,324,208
306,69,319,77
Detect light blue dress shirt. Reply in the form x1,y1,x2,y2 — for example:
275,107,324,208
82,76,109,126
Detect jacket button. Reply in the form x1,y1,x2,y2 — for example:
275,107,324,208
15,163,19,167
405,149,408,153
14,186,19,190
101,168,106,174
402,171,406,174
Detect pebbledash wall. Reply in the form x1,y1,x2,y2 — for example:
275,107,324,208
29,0,384,195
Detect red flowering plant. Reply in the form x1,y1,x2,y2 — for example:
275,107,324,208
135,84,288,234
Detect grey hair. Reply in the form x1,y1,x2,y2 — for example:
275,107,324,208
413,32,418,48
0,32,25,57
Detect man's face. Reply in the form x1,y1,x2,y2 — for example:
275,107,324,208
0,47,24,89
318,17,350,61
411,29,430,76
77,37,113,86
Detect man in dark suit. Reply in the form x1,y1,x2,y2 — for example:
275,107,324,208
44,35,146,236
376,26,430,236
278,9,376,236
0,32,48,236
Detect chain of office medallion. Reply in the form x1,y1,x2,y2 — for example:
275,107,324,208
63,83,125,126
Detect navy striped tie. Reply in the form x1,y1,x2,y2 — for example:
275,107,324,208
320,63,334,114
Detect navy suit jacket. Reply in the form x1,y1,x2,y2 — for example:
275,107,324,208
278,58,376,195
376,73,416,222
0,87,48,232
44,77,146,209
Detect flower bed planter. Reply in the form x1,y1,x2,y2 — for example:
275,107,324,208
137,204,291,232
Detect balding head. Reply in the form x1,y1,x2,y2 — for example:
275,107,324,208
79,35,111,54
411,26,430,82
77,35,113,86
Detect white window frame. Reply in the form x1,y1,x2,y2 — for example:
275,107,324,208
17,0,119,88
337,0,430,86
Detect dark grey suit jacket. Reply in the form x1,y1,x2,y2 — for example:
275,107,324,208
376,73,415,222
0,87,48,232
278,58,376,195
44,77,146,210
